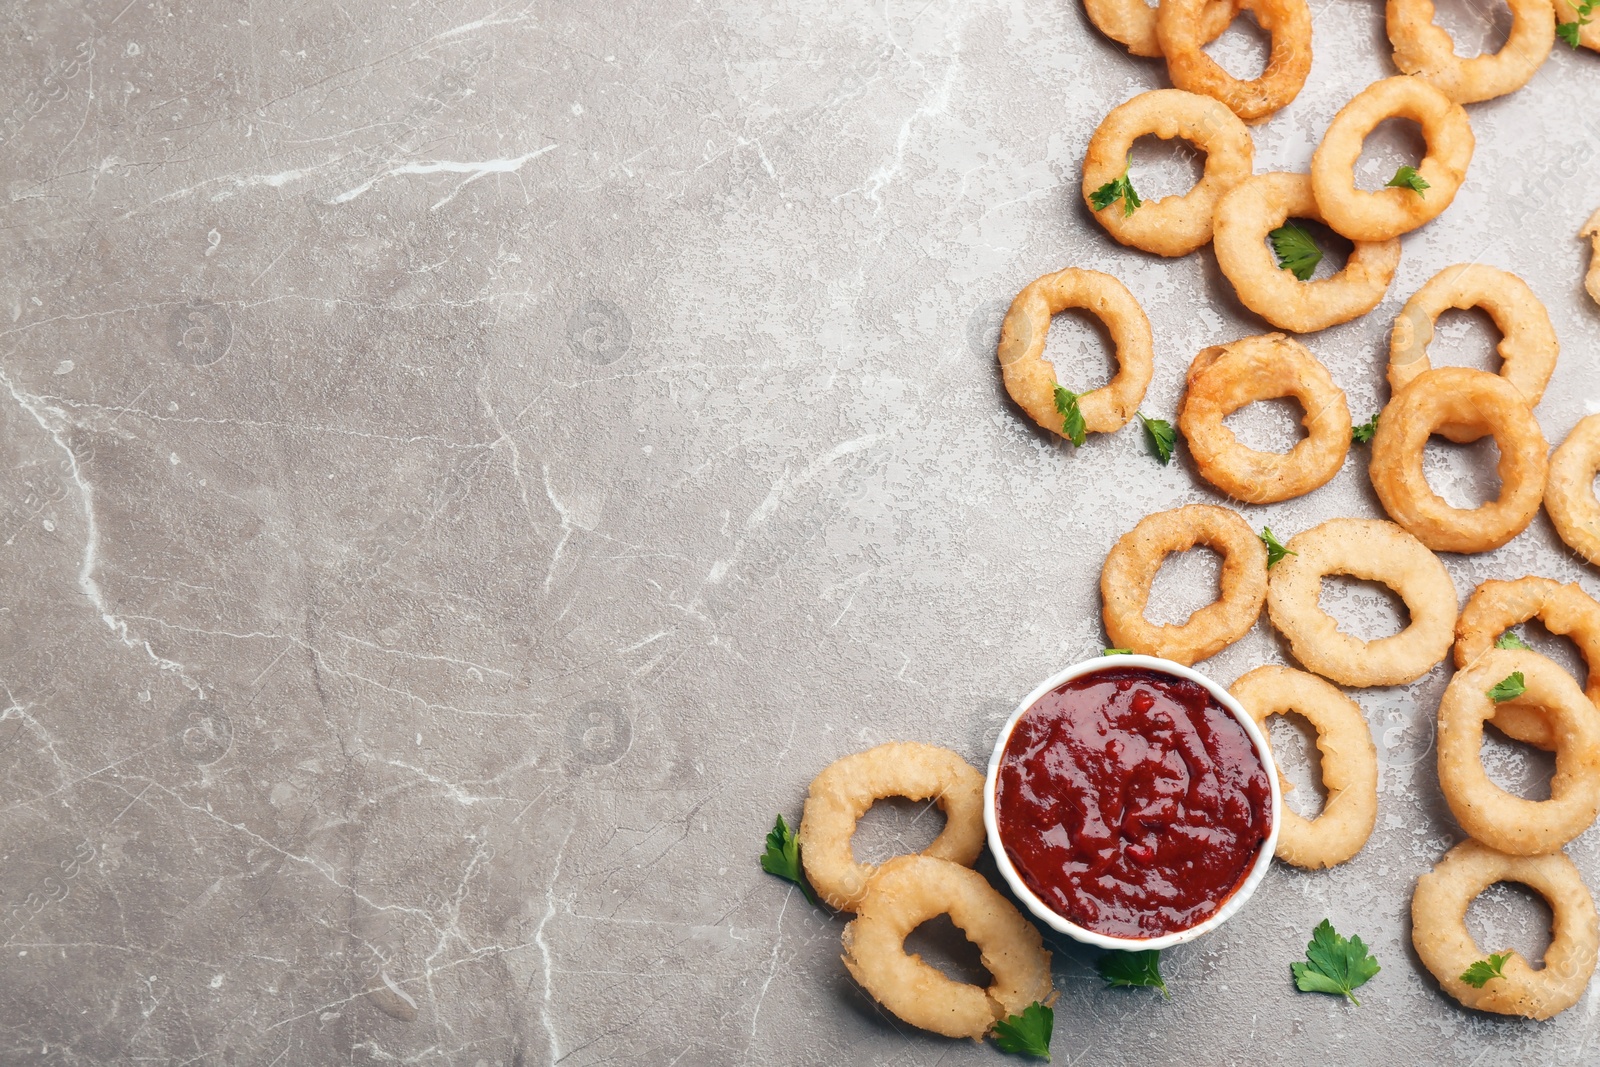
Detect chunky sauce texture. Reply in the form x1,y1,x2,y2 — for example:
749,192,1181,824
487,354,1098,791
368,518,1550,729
996,668,1272,939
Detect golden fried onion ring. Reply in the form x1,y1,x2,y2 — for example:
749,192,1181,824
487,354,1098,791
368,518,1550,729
1388,0,1556,104
798,742,985,912
1081,90,1254,257
1455,577,1600,752
1437,649,1600,856
1212,172,1401,333
1546,414,1600,568
841,854,1054,1039
1265,517,1457,687
1177,333,1351,504
1583,206,1600,306
1412,839,1599,1020
1370,367,1549,554
1557,0,1600,50
996,268,1154,441
1156,0,1313,123
1083,0,1237,58
1101,504,1268,665
1229,666,1377,869
1310,77,1474,242
1388,264,1558,444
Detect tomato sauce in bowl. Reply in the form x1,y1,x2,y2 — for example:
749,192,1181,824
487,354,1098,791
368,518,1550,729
988,660,1277,945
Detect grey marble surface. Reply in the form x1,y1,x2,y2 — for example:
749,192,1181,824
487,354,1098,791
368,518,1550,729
2,0,1599,1063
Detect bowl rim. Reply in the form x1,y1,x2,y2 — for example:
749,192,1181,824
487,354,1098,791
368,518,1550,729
982,654,1282,951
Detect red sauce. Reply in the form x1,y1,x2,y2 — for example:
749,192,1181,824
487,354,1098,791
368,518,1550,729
995,667,1272,939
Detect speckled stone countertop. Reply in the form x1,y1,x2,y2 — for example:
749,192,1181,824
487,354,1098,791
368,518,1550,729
2,1,1598,1063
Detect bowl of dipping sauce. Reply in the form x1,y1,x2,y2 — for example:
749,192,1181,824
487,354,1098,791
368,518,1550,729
984,655,1281,950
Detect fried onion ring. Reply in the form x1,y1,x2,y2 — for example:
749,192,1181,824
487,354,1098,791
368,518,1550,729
1412,839,1599,1020
1083,0,1237,58
1310,77,1474,242
1387,264,1557,443
1454,577,1600,751
1546,414,1600,568
1265,517,1457,687
996,268,1154,441
1388,0,1556,104
1081,90,1254,256
1101,504,1268,665
1229,666,1377,869
1557,0,1600,50
1212,172,1401,333
1156,0,1313,123
1583,206,1600,306
1369,367,1549,554
1437,649,1600,856
798,743,985,912
1177,333,1351,503
841,854,1054,1039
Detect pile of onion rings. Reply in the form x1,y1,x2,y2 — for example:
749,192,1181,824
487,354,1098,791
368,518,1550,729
1177,333,1351,503
799,744,1054,1039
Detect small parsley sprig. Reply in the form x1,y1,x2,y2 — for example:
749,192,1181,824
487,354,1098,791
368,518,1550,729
1098,948,1170,998
1054,385,1087,447
1261,527,1296,568
1138,413,1176,465
1352,413,1380,444
1387,166,1430,196
1495,632,1533,652
992,1001,1054,1059
1291,919,1381,1005
1103,648,1134,656
1559,0,1597,47
1460,952,1512,988
1089,155,1142,218
1269,222,1323,281
1488,672,1527,703
759,814,816,904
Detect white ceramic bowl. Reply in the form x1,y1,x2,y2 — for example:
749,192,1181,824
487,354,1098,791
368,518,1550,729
983,654,1282,951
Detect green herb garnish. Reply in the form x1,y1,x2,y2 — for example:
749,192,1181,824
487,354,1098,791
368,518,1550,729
1089,155,1142,218
1269,222,1323,281
1488,672,1527,703
991,1001,1054,1059
759,814,815,904
1098,948,1170,998
1138,413,1176,465
1291,919,1380,1005
1386,166,1429,196
1054,385,1087,447
1352,413,1380,444
1261,527,1296,568
1460,952,1512,989
1495,632,1533,652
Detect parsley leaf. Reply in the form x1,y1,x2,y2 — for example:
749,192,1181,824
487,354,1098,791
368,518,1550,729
1138,413,1176,465
1488,672,1527,703
1261,527,1296,568
1495,632,1533,652
992,1001,1053,1059
1559,0,1597,47
759,814,816,904
1098,948,1170,998
1089,155,1143,218
1352,413,1380,444
1386,166,1430,196
1269,222,1323,281
1291,919,1380,1005
1054,385,1087,447
1103,648,1134,656
1460,952,1512,988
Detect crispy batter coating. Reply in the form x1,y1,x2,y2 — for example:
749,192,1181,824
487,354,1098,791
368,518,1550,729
1546,414,1600,567
1388,0,1555,103
1156,0,1312,122
1413,840,1598,1020
798,742,985,912
841,855,1053,1039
